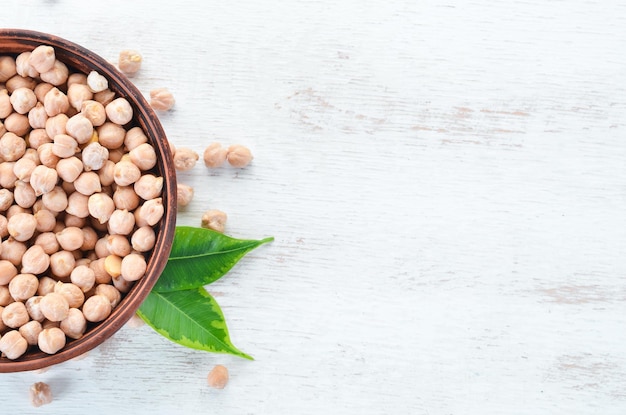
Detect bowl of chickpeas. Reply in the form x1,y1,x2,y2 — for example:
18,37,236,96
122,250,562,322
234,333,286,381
0,29,177,372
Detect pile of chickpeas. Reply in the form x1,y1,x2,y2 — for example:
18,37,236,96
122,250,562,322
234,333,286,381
0,45,164,360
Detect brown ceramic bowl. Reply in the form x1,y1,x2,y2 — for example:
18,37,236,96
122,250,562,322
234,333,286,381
0,29,177,372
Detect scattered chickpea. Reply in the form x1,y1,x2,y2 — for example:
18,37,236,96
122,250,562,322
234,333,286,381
66,191,90,219
13,157,37,182
94,284,122,308
118,50,142,76
15,52,38,78
201,209,227,233
41,186,69,212
67,82,93,112
173,147,199,171
56,156,84,183
113,186,140,211
30,381,53,407
13,180,37,208
81,227,99,251
203,142,228,168
29,45,55,74
28,128,52,149
0,89,12,118
82,294,112,322
6,75,37,93
0,330,28,359
44,87,70,117
0,240,27,268
98,121,126,149
0,286,11,306
150,88,175,111
38,326,66,354
90,258,111,284
114,158,141,186
28,102,49,129
207,365,229,389
37,277,57,296
104,254,122,278
56,226,85,251
108,209,135,235
94,89,115,106
177,184,194,207
124,126,147,150
34,82,54,103
107,234,132,257
226,144,253,168
52,133,79,158
0,189,14,211
65,113,93,144
9,273,39,302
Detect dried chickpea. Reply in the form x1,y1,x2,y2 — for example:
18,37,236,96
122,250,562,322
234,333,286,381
135,174,163,200
56,226,84,251
67,83,93,112
7,212,37,241
82,142,109,171
94,237,111,258
90,258,111,284
60,307,86,339
201,209,227,233
207,365,229,389
28,102,48,129
37,277,56,296
80,100,106,126
5,204,28,220
118,50,142,76
112,274,133,293
124,126,147,150
64,213,86,228
81,227,98,251
113,186,140,211
9,273,39,301
54,282,84,308
16,52,38,78
88,192,115,224
25,296,45,321
0,189,14,211
107,235,131,257
0,307,6,332
30,381,53,407
149,88,175,111
74,171,102,196
131,226,155,252
98,159,116,186
86,71,108,93
38,326,66,354
104,254,122,278
28,128,52,149
13,157,37,182
94,284,121,308
121,253,147,282
67,73,87,87
6,75,37,93
2,301,30,328
52,133,79,158
35,232,59,255
0,132,26,161
65,113,93,143
10,87,37,114
45,113,68,139
97,121,126,149
29,45,55,73
66,191,90,218
177,184,194,207
0,162,17,189
70,265,96,293
36,143,60,168
56,156,83,183
44,87,70,117
135,198,164,227
173,147,199,171
105,98,133,126
82,294,111,322
49,250,75,279
21,245,50,275
0,56,17,82
34,82,54,103
41,186,68,212
13,180,36,208
0,239,27,267
0,90,12,118
0,215,7,238
94,89,115,106
0,329,28,359
39,292,69,321
40,60,69,86
128,142,157,171
114,158,141,186
0,286,11,306
30,164,58,196
108,209,135,235
203,142,228,168
226,144,253,168
19,320,42,346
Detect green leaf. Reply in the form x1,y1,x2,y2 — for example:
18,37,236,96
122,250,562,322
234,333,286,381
153,226,273,293
137,287,252,360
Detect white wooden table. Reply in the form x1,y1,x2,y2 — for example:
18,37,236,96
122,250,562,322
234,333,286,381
1,0,626,413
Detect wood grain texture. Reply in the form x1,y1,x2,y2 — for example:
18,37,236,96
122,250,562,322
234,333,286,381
1,0,626,413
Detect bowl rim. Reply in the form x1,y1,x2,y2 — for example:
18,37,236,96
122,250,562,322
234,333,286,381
0,29,177,372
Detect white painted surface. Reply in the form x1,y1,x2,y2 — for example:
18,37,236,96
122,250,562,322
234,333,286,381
1,0,626,413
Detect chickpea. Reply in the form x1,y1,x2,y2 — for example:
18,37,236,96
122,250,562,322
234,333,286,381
19,320,43,346
80,100,106,127
2,301,30,328
108,209,135,235
13,180,36,208
226,144,253,168
30,381,53,407
41,186,68,212
43,87,69,117
6,204,28,220
30,165,58,196
52,133,79,158
112,274,133,293
135,174,163,201
0,239,27,267
177,184,194,207
60,307,86,339
45,113,68,139
21,245,50,275
94,284,121,308
94,89,115,106
39,292,69,321
98,160,116,186
65,113,93,144
67,83,93,112
203,142,228,168
0,89,12,118
135,198,164,227
25,295,45,321
201,209,227,233
94,237,111,258
104,254,122,278
107,235,131,257
0,215,7,238
54,282,84,308
55,156,83,183
114,159,141,186
10,87,37,114
128,142,157,171
66,191,90,218
64,213,86,228
0,189,14,211
90,258,111,284
81,227,98,251
70,265,96,293
82,294,111,322
105,97,133,125
82,142,109,171
38,327,66,354
7,212,37,241
40,60,69,86
120,253,147,282
74,171,102,196
124,126,147,151
0,132,26,161
0,56,17,82
113,186,140,211
207,365,229,389
35,231,60,255
6,75,37,93
108,147,125,163
118,50,142,76
13,157,37,182
131,225,155,252
86,71,108,93
97,121,125,149
15,52,38,78
49,250,75,279
149,88,175,111
37,277,57,296
67,73,87,87
28,128,52,149
173,147,199,171
34,82,54,103
28,102,49,129
0,162,17,189
29,45,55,73
36,142,60,168
0,329,28,359
54,226,84,251
88,192,115,224
9,273,38,301
0,285,11,306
